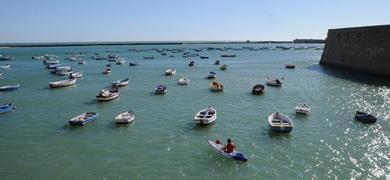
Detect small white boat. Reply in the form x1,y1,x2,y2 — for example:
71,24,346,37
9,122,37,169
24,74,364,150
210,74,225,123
266,78,282,87
194,106,217,125
0,84,20,91
43,60,60,65
295,104,310,114
115,110,135,124
268,112,293,133
165,69,176,75
178,78,190,85
78,60,86,64
49,78,77,88
115,58,125,65
96,88,119,101
69,72,83,78
209,80,224,91
112,78,129,86
56,69,73,76
0,64,10,69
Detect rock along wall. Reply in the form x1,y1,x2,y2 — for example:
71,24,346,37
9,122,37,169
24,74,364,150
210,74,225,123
320,25,390,77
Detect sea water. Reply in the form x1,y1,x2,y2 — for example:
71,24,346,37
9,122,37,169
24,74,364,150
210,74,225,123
0,44,388,179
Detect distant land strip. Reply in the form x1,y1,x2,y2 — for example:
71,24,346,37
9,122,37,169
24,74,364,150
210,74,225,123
0,39,324,48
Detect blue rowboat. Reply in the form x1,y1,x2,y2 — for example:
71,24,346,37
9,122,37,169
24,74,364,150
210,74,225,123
69,112,99,126
0,103,14,114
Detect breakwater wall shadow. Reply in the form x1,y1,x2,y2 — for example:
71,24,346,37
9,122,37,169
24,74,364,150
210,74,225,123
307,64,390,87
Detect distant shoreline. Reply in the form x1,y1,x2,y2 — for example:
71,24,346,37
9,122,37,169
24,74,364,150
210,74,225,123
0,40,324,48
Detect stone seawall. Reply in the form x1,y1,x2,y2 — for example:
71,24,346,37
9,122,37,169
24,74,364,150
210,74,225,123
320,25,390,77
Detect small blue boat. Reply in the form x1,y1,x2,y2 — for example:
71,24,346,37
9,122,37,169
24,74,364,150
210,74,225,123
207,71,217,79
0,84,20,91
355,111,377,123
0,103,14,114
69,112,99,126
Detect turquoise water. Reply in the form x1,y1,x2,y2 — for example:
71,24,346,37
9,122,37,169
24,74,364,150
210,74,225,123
0,44,388,179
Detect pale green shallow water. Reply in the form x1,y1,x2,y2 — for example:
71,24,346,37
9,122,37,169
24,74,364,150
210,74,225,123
0,44,389,179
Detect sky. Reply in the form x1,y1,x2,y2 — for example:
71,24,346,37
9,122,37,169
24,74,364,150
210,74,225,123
0,0,389,43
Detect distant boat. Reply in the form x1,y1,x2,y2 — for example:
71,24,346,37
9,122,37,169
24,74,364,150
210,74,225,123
252,84,265,94
285,64,296,69
143,56,155,59
165,69,176,75
220,64,228,70
207,139,248,162
43,60,60,65
0,103,14,114
266,78,282,87
0,84,20,91
47,64,61,69
194,106,217,125
56,69,73,76
268,113,293,133
154,84,167,94
295,104,310,114
209,80,224,91
214,60,220,65
112,78,129,87
207,71,217,79
115,58,125,65
69,72,83,79
69,112,99,126
49,78,77,88
0,64,10,69
115,110,135,124
0,55,13,61
354,111,377,123
129,61,139,66
200,56,209,59
221,54,236,58
96,87,119,101
178,78,190,85
188,61,195,66
103,68,111,74
52,66,73,76
78,60,86,65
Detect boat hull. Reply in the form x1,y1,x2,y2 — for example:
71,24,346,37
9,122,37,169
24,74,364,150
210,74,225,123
69,112,98,126
354,111,377,123
207,140,248,162
96,93,119,101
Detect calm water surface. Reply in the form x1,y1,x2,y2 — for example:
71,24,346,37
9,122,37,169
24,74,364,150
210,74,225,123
0,44,388,179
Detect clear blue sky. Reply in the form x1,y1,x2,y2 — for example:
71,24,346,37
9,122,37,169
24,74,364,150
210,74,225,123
1,0,389,43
